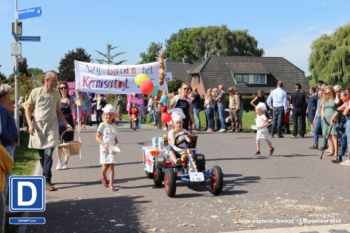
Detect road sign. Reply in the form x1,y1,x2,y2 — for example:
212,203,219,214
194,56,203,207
11,42,22,56
18,6,42,20
17,36,41,42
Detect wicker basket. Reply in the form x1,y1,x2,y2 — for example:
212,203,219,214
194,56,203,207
59,130,82,156
188,135,198,148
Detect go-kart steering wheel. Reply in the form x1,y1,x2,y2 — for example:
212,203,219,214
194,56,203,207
174,133,188,148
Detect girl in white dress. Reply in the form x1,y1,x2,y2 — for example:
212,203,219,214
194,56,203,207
95,104,120,191
254,103,274,156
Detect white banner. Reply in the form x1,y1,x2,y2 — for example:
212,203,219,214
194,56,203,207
74,60,171,94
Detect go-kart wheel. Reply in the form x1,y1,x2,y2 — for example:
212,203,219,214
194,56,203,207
145,171,153,179
164,169,176,197
210,166,223,196
153,166,163,187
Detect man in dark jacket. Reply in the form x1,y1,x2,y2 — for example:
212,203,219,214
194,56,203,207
290,83,306,138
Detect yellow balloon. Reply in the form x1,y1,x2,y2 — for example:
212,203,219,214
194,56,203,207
135,73,150,86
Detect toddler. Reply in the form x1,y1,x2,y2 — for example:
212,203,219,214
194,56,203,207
254,103,274,156
167,108,192,165
95,104,120,191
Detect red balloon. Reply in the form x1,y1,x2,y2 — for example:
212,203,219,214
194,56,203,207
140,80,154,95
161,112,171,123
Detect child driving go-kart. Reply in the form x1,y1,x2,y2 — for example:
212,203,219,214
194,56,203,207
130,103,139,130
167,108,193,165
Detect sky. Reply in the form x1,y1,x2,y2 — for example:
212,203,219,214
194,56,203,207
0,0,349,78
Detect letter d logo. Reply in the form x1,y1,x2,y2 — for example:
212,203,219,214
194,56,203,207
10,176,46,212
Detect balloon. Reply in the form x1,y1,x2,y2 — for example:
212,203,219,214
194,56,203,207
140,81,154,95
150,84,159,96
161,112,171,123
134,73,150,86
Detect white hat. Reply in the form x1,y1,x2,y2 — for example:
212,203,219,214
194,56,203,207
256,102,267,112
103,104,116,113
172,113,183,122
171,108,186,119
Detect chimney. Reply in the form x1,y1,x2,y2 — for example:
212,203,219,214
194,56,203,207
182,56,189,64
217,52,225,56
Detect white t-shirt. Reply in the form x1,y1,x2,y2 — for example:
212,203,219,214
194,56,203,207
168,128,189,152
97,122,118,164
255,114,269,139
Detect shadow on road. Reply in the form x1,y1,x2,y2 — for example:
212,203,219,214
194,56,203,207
26,196,149,233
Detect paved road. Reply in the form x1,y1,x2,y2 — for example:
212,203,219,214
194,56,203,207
24,121,350,233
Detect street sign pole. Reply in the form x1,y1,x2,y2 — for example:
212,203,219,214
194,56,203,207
14,0,20,144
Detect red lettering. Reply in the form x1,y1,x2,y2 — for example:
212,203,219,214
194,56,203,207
83,76,89,87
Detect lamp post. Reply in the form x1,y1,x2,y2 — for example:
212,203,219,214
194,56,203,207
14,0,19,129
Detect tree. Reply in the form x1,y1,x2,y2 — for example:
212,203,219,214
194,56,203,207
95,44,127,65
28,68,44,78
18,57,29,76
139,42,163,64
167,77,183,94
164,25,264,60
192,26,264,59
58,48,91,81
165,27,205,60
309,23,350,85
0,72,6,81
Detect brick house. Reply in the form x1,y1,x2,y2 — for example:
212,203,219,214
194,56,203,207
166,55,309,97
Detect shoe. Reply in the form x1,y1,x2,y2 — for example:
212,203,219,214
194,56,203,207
291,135,296,139
340,160,350,165
163,127,167,131
270,134,274,138
332,157,343,164
254,151,260,155
218,129,226,133
61,163,68,170
56,162,62,170
278,135,284,138
46,183,56,191
309,146,318,150
300,135,305,138
101,177,108,187
175,158,182,166
109,184,118,191
269,147,275,156
207,129,213,132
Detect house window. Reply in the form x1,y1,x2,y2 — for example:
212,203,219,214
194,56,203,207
194,76,200,85
253,74,266,84
235,74,248,83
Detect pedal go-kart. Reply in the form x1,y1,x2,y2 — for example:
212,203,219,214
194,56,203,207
142,134,223,197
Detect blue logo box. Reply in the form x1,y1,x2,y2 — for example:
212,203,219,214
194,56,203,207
10,176,46,212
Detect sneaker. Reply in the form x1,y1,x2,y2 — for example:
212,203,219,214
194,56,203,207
254,151,260,155
56,162,62,170
218,129,226,133
163,127,167,131
61,163,68,170
269,147,275,156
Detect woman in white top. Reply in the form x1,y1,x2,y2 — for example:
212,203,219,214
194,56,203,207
204,91,215,132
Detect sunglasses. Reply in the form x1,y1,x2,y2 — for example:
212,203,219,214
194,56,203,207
326,92,331,95
59,87,67,90
183,88,189,90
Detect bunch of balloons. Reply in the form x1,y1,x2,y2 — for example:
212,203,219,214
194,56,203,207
134,73,154,95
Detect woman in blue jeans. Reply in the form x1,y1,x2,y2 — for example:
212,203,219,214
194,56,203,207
311,89,328,150
204,92,214,132
0,84,18,199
